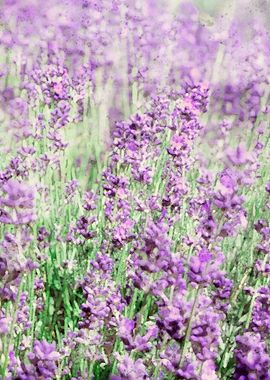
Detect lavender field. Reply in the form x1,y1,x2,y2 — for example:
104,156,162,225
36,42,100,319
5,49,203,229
1,1,270,379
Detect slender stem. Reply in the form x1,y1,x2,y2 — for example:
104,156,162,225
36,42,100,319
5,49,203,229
230,267,252,304
1,278,24,378
179,285,201,367
245,289,258,330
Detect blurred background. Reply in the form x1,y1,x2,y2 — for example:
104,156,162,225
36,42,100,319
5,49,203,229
193,0,270,34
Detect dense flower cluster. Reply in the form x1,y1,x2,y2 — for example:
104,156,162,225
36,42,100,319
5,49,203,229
13,340,61,379
1,0,270,379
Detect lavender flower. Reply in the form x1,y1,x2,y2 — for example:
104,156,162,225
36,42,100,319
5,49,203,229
83,190,97,211
188,249,224,286
0,180,36,225
234,333,270,379
250,284,270,338
118,317,158,352
190,305,222,361
78,254,125,361
16,340,60,379
65,179,78,200
111,353,149,380
16,292,32,333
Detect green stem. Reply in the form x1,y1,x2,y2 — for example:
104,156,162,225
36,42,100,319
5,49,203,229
179,285,201,367
1,278,24,378
245,290,258,330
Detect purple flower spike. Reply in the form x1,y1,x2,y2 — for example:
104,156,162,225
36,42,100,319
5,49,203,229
188,249,224,286
0,180,36,225
16,339,60,379
112,353,149,380
226,144,252,166
234,333,270,379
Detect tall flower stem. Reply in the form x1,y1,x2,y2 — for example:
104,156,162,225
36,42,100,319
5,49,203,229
1,278,24,378
179,285,201,368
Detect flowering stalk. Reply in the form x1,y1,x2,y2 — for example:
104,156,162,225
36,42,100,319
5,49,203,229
179,285,201,368
1,278,24,378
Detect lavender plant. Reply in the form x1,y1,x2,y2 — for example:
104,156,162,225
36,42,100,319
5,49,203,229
1,0,270,379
